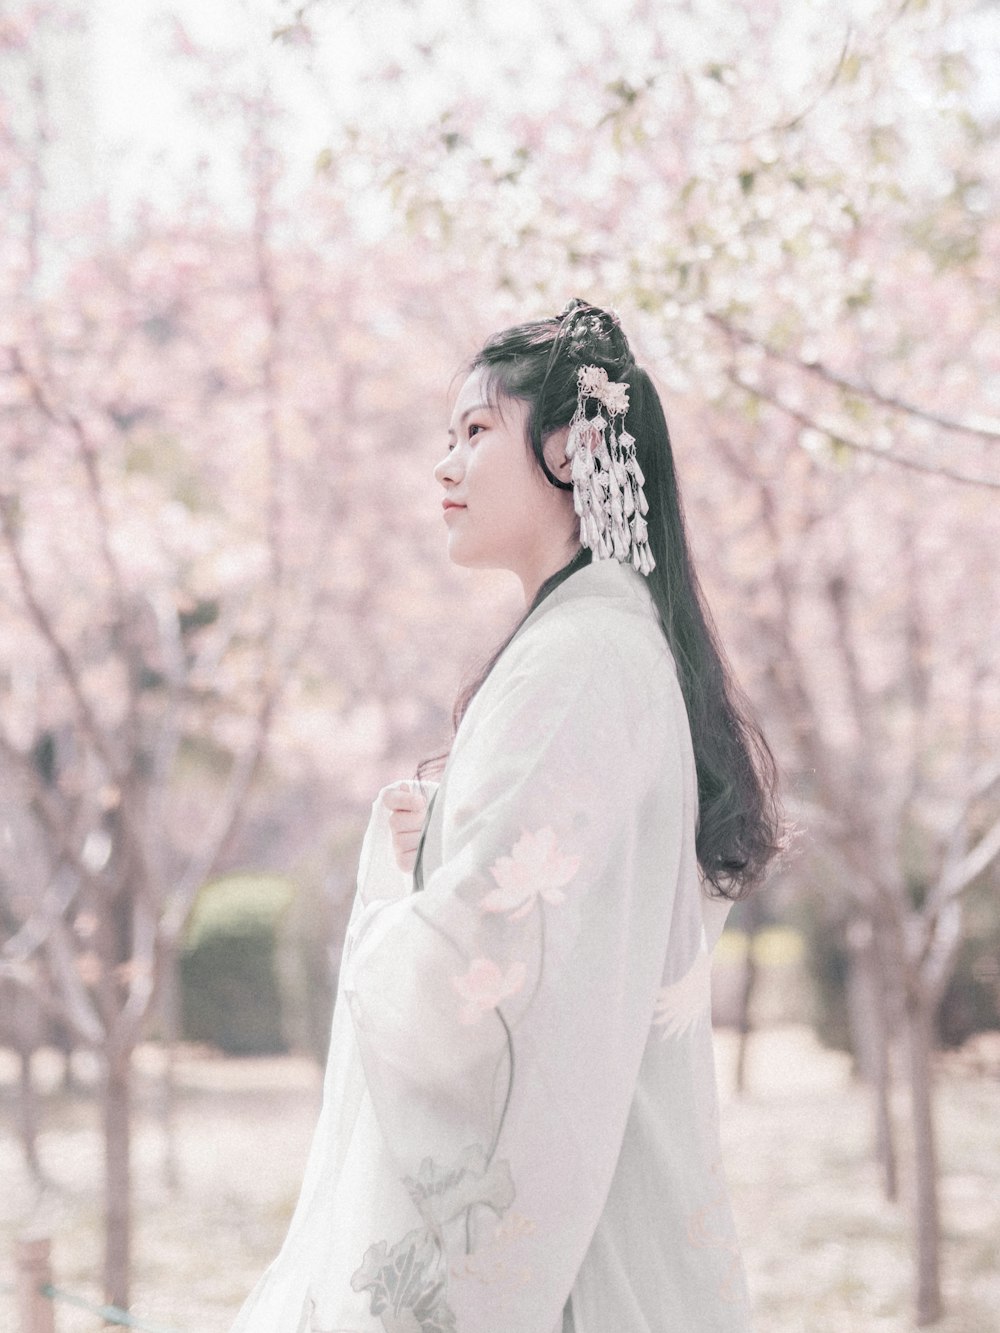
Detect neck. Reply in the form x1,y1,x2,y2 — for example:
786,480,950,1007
517,541,585,607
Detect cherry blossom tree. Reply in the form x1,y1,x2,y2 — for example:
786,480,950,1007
278,0,999,1321
0,3,477,1306
2,0,996,1322
698,394,1000,1324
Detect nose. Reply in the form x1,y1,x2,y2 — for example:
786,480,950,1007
434,448,462,487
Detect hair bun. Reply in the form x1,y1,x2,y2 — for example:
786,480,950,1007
558,298,634,374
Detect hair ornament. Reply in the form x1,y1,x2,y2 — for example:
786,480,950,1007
565,365,656,576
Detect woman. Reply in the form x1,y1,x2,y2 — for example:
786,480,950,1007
231,300,782,1332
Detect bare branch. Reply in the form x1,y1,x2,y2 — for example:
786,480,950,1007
116,898,158,1051
146,589,186,865
0,856,84,970
249,103,288,613
938,813,1000,902
712,25,856,144
712,315,1000,446
970,748,1000,812
921,894,964,1002
709,424,835,790
161,688,279,941
0,501,123,778
157,94,313,943
728,371,1000,490
6,346,146,734
944,759,1000,841
43,913,105,1046
894,507,932,829
825,570,873,764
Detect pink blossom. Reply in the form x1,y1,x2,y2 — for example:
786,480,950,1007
481,827,581,920
452,958,527,1025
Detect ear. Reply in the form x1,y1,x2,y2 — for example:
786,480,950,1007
542,426,573,482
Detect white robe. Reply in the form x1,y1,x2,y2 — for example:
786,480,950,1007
230,557,752,1333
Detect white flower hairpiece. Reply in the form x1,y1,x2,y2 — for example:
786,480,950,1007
565,363,655,576
577,365,630,417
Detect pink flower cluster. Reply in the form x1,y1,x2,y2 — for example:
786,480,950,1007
450,826,582,1025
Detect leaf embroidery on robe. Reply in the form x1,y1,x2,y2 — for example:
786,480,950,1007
354,828,576,1323
350,1227,457,1332
451,957,527,1025
651,948,711,1039
352,1146,518,1333
404,1146,515,1231
480,826,581,919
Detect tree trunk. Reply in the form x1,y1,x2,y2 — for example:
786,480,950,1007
56,1023,78,1093
873,1027,898,1205
905,987,943,1326
103,1046,132,1311
734,903,762,1096
847,932,898,1201
16,1233,55,1333
158,943,181,1192
10,986,45,1183
18,1047,43,1183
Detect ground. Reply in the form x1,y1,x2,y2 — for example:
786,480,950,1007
1,1025,998,1332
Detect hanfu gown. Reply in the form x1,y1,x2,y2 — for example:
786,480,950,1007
230,556,753,1333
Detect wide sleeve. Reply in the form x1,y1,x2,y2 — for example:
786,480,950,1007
339,611,691,1333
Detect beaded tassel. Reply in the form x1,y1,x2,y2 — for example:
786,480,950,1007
565,366,656,576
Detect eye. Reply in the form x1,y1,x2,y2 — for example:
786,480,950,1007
467,422,485,438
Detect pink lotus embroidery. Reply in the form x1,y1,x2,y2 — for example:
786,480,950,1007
480,827,582,920
452,958,527,1025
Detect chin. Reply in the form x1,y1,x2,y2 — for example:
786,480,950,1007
447,550,489,571
445,538,504,573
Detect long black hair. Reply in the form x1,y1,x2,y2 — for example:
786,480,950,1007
415,299,783,900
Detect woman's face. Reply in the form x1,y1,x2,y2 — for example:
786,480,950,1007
434,367,579,602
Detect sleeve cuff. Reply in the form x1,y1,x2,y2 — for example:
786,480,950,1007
355,780,440,908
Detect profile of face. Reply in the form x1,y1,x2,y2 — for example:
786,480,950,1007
434,367,580,602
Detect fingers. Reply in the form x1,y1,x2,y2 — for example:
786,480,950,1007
387,808,425,836
382,781,428,814
382,781,430,874
394,846,418,874
391,828,423,873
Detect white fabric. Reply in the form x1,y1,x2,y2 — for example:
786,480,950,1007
230,558,752,1332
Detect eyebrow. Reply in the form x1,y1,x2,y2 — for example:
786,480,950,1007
447,403,490,439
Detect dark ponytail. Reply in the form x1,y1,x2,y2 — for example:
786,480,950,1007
415,299,783,899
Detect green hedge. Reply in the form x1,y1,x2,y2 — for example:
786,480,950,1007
180,873,297,1055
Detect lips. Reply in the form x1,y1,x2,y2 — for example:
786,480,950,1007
442,501,466,511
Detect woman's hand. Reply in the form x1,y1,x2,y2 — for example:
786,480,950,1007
382,781,429,874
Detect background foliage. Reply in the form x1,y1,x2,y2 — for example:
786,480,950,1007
1,0,998,1324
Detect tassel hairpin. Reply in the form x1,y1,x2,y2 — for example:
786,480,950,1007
565,365,656,576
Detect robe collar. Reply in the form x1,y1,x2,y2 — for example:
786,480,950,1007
513,555,659,648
